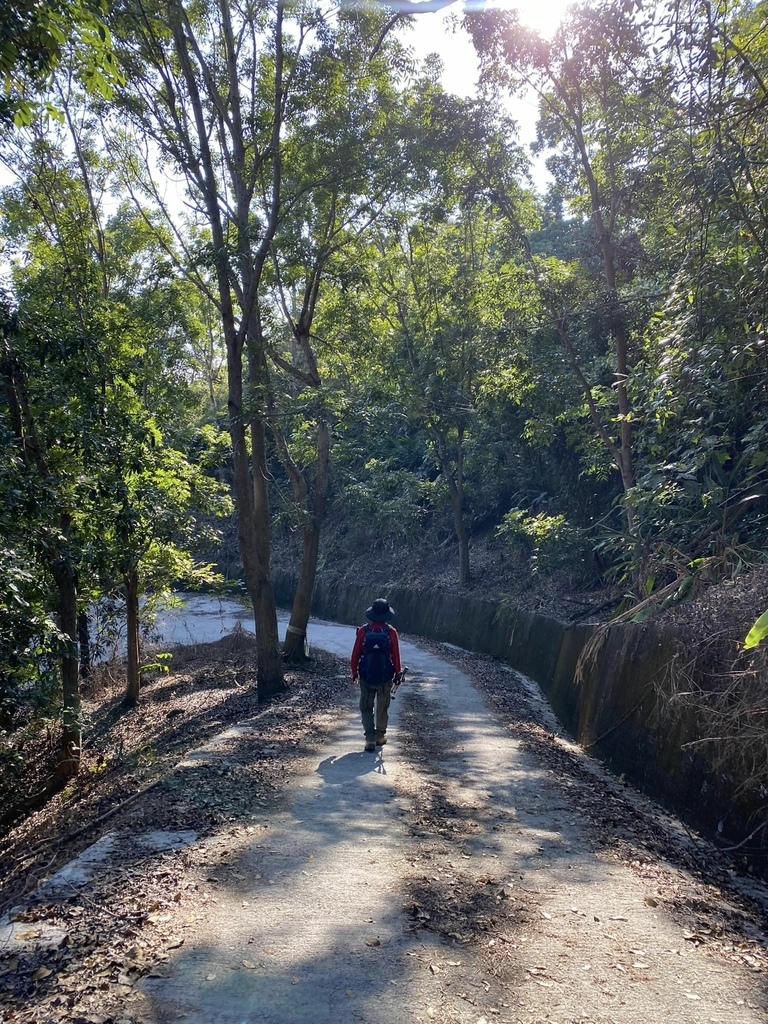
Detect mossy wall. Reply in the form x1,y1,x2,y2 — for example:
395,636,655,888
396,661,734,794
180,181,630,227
273,572,766,868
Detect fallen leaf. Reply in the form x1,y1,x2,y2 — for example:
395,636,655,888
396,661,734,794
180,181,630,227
167,937,184,949
366,938,381,947
430,964,440,975
345,988,356,998
242,960,257,970
31,966,53,981
684,993,701,1000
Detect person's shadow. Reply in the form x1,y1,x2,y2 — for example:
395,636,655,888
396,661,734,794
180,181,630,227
315,750,387,786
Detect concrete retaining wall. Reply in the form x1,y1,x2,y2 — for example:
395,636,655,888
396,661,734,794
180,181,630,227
274,572,766,868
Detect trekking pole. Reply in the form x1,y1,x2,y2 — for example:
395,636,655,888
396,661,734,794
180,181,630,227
391,665,407,699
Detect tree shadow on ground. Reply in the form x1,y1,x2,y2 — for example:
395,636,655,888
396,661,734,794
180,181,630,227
4,637,767,1023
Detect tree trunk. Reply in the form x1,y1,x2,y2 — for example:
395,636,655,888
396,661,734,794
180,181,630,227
281,416,330,664
455,429,470,586
248,345,285,698
213,269,284,700
54,567,80,780
157,0,286,699
282,523,320,663
226,343,284,699
78,611,91,679
600,235,635,508
124,570,141,705
560,112,637,540
436,428,471,586
457,521,471,587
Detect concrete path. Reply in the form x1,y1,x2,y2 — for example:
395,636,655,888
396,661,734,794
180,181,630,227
137,622,767,1024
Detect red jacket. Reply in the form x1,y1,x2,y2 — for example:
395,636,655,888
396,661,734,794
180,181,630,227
351,622,401,679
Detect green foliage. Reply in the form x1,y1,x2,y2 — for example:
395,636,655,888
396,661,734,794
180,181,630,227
4,0,768,706
0,0,120,124
343,460,427,543
744,609,768,651
0,546,61,730
0,129,231,730
497,510,594,579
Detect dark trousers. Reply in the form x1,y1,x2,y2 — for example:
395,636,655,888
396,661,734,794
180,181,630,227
359,681,392,740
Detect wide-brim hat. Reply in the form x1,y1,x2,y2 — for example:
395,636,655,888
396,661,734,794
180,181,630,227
366,598,394,622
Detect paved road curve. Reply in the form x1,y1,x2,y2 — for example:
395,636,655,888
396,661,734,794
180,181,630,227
137,614,767,1024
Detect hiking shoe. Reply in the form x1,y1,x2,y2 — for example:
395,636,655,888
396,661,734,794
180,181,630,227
375,735,387,746
364,741,376,752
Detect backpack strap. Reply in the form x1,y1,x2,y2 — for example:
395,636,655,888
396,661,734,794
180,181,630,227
363,622,390,636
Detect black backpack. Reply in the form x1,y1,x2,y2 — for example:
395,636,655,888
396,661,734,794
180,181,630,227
360,624,395,686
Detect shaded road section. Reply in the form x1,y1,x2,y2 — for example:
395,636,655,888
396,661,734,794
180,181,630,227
138,615,767,1023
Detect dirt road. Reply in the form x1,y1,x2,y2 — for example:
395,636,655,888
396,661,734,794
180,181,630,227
134,625,767,1023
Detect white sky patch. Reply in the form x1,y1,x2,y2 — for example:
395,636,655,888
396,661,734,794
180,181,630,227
399,0,570,98
396,0,572,184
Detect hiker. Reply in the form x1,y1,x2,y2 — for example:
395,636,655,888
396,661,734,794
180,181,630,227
350,598,402,752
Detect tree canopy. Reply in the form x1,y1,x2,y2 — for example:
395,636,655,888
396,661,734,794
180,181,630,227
2,0,768,775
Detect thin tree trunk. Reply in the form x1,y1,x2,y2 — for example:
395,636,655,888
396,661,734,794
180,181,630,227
251,415,284,697
281,416,330,663
573,114,636,535
435,428,470,586
283,525,320,662
248,344,285,697
600,236,638,548
225,341,284,696
455,429,470,586
124,570,141,705
457,523,470,587
77,611,91,680
235,352,284,694
54,566,80,780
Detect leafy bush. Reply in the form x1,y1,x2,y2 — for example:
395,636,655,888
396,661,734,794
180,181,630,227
0,547,61,731
496,509,595,582
341,460,428,543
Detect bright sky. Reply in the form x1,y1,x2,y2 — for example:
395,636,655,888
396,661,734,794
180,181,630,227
398,0,571,169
